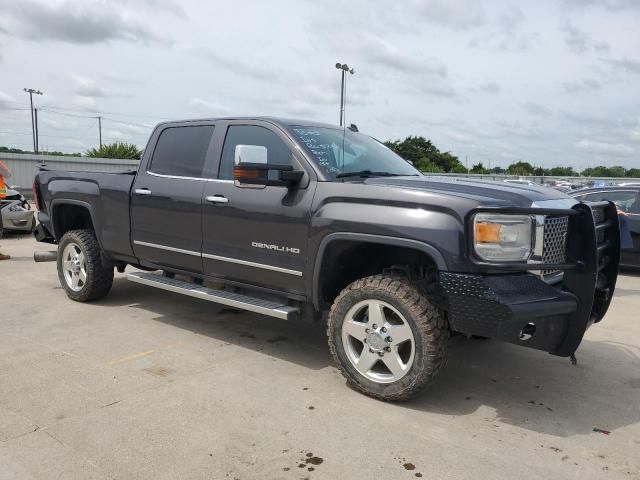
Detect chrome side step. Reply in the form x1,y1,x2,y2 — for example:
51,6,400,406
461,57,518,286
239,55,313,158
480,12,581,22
127,271,298,320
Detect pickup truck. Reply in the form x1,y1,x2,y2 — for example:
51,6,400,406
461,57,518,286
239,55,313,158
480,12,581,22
33,117,620,401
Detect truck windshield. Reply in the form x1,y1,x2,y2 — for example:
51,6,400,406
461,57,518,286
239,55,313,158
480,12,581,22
290,126,420,180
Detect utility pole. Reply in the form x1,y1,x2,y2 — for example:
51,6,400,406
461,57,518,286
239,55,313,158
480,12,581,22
34,108,39,154
23,88,43,153
98,116,102,148
465,155,469,174
335,63,355,126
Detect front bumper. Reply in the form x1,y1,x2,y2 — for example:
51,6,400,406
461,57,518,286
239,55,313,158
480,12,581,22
442,201,620,356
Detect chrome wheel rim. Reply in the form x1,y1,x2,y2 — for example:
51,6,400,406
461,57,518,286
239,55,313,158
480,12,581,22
341,299,416,384
61,242,87,292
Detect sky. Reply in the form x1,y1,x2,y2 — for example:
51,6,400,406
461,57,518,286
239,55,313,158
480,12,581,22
0,0,639,170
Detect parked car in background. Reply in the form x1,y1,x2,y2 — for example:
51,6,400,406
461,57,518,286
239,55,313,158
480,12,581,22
0,188,36,238
584,180,612,189
571,186,639,268
503,178,536,186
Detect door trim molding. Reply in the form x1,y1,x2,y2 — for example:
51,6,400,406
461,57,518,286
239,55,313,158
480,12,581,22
134,240,303,276
203,253,303,276
133,240,201,257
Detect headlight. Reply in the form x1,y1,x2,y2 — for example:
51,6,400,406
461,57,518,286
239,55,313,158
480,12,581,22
7,204,26,213
473,213,533,261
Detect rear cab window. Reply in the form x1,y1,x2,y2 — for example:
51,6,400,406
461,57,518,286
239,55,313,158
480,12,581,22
149,125,215,178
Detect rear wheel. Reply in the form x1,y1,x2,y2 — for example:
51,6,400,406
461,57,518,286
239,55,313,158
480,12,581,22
57,229,114,302
328,274,449,401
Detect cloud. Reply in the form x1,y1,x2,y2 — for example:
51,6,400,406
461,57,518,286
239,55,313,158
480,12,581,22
197,48,278,81
563,78,603,93
0,91,16,109
476,82,501,94
562,22,611,55
499,6,526,35
188,98,233,115
563,23,591,54
72,95,98,110
496,120,544,138
415,83,457,98
605,58,640,75
357,34,448,77
575,139,634,156
0,0,169,45
522,102,552,117
561,0,640,11
71,75,109,98
413,0,485,30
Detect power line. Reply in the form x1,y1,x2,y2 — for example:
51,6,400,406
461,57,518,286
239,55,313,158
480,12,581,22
101,116,151,129
0,129,100,140
38,107,97,119
38,104,169,120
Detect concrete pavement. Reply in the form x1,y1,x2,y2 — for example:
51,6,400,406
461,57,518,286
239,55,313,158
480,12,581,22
1,234,639,479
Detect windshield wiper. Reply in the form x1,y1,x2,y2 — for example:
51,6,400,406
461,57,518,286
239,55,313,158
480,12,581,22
336,170,417,179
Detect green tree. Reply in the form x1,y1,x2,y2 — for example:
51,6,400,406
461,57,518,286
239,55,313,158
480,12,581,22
470,162,489,174
506,161,534,176
86,141,142,160
548,166,575,176
414,157,444,173
384,136,466,173
625,168,640,178
490,166,506,174
582,165,627,177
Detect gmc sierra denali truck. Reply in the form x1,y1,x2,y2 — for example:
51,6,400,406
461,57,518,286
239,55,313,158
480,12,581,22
33,117,620,401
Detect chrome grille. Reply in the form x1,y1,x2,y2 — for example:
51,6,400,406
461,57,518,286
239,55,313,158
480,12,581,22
542,216,569,277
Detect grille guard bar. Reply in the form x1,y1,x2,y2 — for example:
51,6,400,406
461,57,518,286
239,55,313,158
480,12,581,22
464,201,620,357
465,202,617,273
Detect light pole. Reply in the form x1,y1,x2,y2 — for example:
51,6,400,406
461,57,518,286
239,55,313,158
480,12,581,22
23,88,43,153
335,62,354,126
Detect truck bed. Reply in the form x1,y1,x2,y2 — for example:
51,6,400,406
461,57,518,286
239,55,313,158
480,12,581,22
35,168,136,261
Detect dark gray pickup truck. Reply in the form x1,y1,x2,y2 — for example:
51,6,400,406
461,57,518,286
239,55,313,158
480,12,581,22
33,117,620,401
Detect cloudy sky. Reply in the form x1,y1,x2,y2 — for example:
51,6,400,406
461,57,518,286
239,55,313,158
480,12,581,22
0,0,639,169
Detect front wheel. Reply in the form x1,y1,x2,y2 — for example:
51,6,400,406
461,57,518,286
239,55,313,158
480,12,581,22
327,275,449,401
57,229,114,302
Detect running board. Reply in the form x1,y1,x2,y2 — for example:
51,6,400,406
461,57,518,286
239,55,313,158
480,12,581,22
127,271,298,320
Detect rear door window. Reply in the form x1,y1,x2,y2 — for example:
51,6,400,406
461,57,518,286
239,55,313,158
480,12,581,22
149,125,215,178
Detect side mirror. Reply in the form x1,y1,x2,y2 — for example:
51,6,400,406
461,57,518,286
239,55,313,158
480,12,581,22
234,162,304,188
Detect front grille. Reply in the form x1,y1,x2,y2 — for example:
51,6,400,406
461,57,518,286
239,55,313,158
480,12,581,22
542,215,569,277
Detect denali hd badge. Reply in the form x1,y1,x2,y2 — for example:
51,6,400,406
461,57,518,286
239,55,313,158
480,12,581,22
251,242,300,254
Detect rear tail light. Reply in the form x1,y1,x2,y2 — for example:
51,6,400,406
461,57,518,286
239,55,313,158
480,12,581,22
32,179,43,212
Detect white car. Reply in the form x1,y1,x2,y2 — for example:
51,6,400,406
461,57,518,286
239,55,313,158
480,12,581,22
503,178,536,186
0,188,36,237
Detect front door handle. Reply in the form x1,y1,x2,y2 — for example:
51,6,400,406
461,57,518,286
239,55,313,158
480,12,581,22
205,195,229,204
135,188,152,195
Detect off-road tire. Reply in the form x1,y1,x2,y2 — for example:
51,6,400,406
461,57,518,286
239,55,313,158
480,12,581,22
328,274,449,401
57,229,114,302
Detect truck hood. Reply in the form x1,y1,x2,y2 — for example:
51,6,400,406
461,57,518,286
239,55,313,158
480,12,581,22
364,175,576,208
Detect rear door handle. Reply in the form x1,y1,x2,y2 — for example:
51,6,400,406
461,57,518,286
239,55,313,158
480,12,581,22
205,195,229,204
135,188,152,195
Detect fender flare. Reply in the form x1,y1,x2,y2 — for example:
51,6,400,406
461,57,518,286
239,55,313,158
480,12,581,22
311,232,448,310
50,199,100,244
